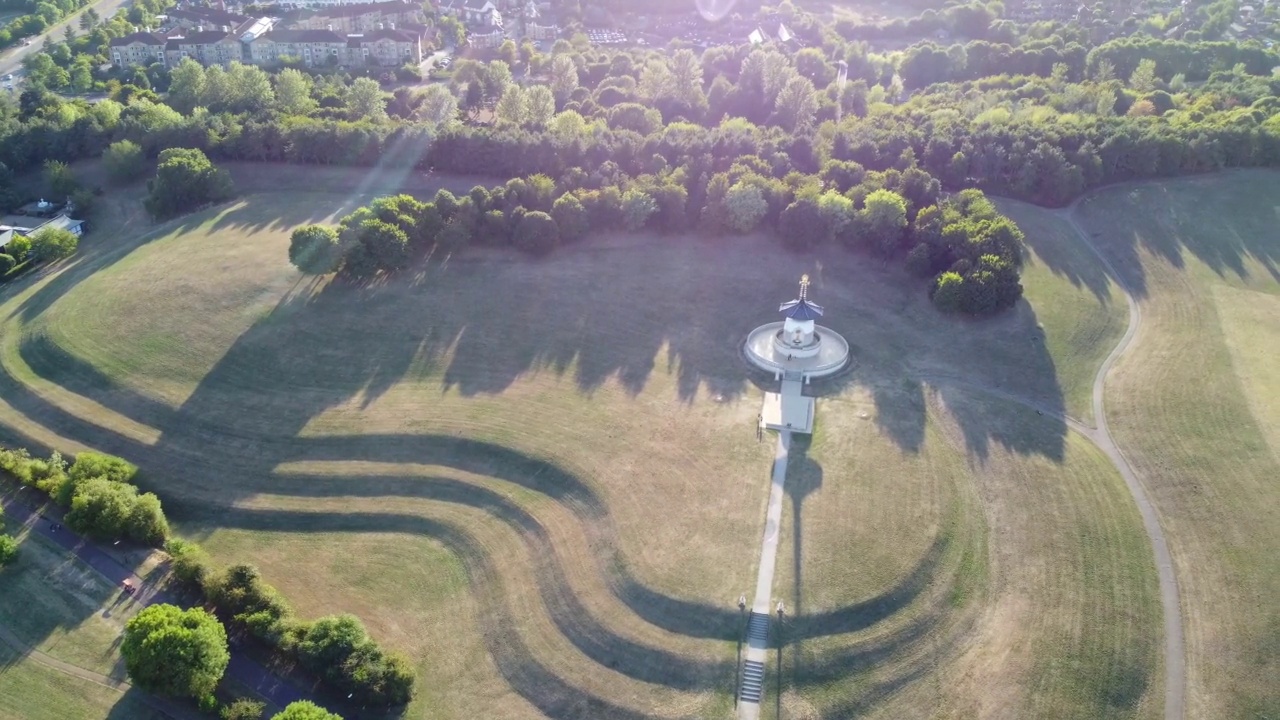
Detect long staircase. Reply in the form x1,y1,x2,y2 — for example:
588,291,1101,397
738,612,771,704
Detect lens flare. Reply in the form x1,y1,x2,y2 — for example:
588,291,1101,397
695,0,740,22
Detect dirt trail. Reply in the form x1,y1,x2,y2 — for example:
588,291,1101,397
1054,201,1185,720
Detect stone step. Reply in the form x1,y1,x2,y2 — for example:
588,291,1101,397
746,612,770,643
740,660,767,703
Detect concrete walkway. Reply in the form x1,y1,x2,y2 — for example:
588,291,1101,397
1058,203,1185,720
738,429,791,720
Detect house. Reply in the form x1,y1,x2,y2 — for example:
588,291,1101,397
0,214,86,250
522,0,556,40
37,214,86,237
283,1,424,32
109,32,168,67
165,30,244,67
441,0,502,26
468,25,504,47
248,28,348,66
346,27,422,66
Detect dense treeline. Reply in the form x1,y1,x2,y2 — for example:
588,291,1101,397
0,0,94,49
296,154,1026,314
8,0,1280,312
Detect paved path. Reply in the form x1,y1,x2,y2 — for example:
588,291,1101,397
1056,203,1185,720
738,429,791,720
0,485,313,713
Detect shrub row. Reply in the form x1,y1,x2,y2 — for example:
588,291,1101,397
0,444,413,707
167,543,415,708
0,448,169,545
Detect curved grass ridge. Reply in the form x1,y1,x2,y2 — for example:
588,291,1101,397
0,320,977,715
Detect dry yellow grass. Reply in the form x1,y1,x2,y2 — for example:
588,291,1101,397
0,168,1162,719
1074,170,1280,720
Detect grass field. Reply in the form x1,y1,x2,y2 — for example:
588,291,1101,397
0,164,1163,719
0,520,166,720
1073,170,1280,720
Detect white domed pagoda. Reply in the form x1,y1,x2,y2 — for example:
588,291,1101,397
744,274,850,382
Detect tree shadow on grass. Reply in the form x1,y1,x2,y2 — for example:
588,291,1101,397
1064,171,1280,301
0,225,1079,717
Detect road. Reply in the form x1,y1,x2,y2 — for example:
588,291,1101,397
0,484,315,713
0,0,133,80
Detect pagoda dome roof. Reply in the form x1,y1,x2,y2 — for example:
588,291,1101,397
779,298,824,320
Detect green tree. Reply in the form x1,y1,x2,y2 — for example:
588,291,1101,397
1129,58,1159,92
494,85,525,126
103,140,145,182
549,54,578,105
413,84,458,126
270,701,342,720
122,605,229,700
226,63,274,113
167,58,206,113
222,698,266,720
551,194,588,242
859,189,908,255
512,210,559,254
357,220,410,271
723,182,767,233
771,75,818,132
5,235,30,262
69,60,92,94
620,189,657,231
66,477,168,544
0,254,14,275
483,59,513,100
43,159,78,198
777,197,827,251
498,39,517,67
523,85,555,128
274,68,316,115
347,77,387,122
288,225,343,275
145,148,234,219
0,534,16,566
30,227,78,262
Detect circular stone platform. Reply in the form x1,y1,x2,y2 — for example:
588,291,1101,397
744,322,850,380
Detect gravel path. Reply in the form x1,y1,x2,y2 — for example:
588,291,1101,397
1056,201,1185,720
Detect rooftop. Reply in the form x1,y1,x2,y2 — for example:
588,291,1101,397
109,31,167,46
257,28,346,42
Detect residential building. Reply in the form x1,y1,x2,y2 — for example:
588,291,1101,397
346,27,422,66
0,214,87,250
166,7,249,30
468,25,503,47
109,32,168,67
525,20,556,40
282,1,424,32
247,28,348,66
165,30,244,67
440,0,502,26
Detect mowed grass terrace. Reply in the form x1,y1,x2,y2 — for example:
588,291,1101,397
1074,170,1280,720
0,165,1162,719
